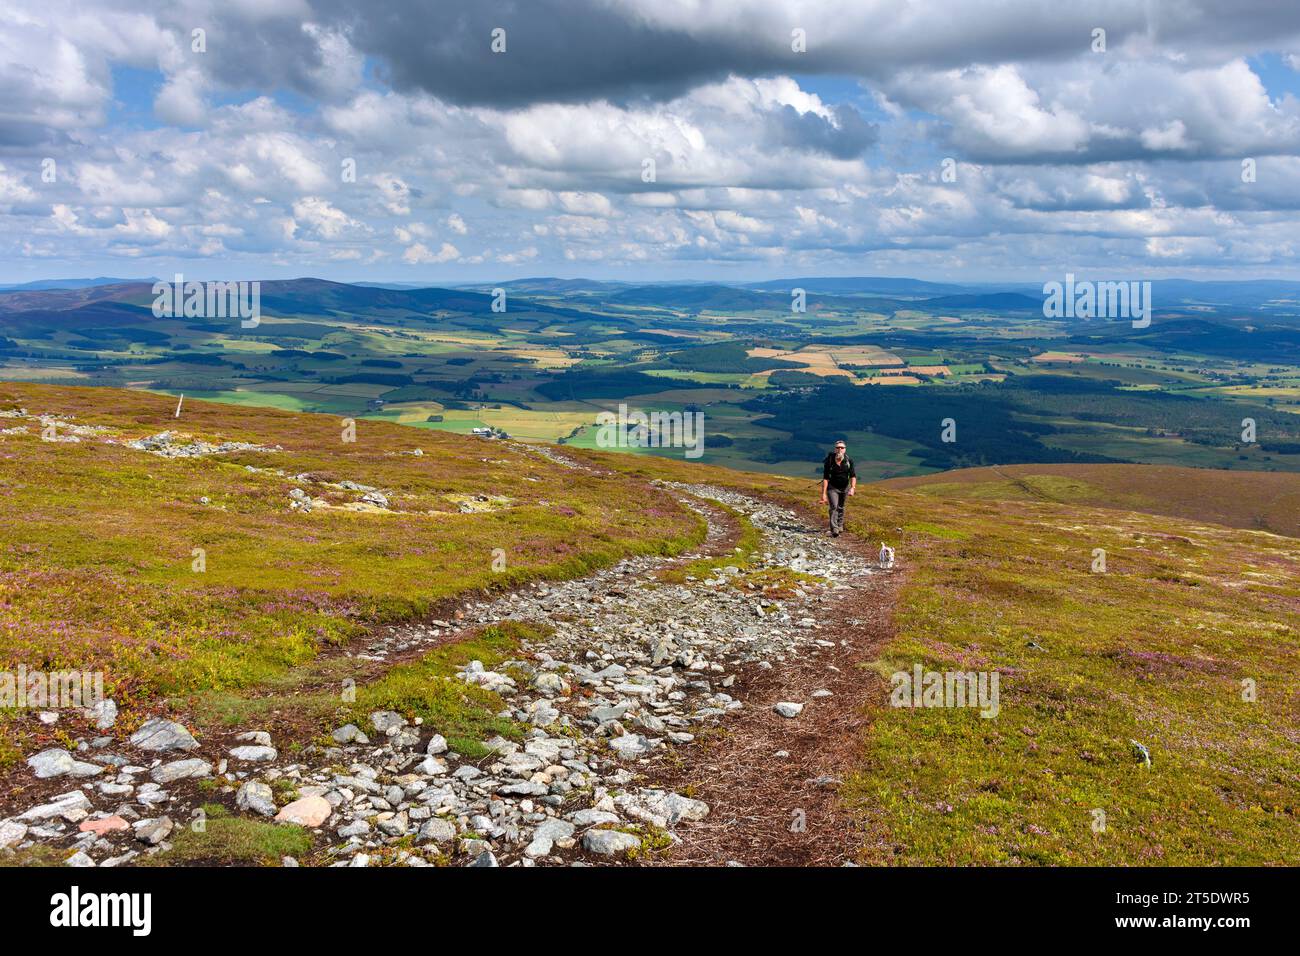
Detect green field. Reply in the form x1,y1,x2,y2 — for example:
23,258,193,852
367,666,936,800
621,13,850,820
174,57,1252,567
4,277,1300,480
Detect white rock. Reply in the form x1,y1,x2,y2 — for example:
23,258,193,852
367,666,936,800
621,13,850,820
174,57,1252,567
27,748,103,779
229,745,277,762
130,717,199,752
151,758,211,783
0,819,28,848
608,734,655,758
85,699,118,730
582,829,641,856
19,790,93,822
236,781,277,817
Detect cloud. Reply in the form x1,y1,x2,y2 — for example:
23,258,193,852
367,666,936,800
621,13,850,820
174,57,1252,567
292,196,359,238
402,240,459,263
5,0,1300,279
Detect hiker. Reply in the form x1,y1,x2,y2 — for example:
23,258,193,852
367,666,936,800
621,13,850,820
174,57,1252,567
820,439,856,537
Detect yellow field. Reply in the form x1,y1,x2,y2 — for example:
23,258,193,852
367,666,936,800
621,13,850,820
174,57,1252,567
0,365,90,380
869,374,921,385
1212,385,1300,399
506,347,581,368
640,327,715,339
749,343,904,372
379,402,597,441
203,338,283,353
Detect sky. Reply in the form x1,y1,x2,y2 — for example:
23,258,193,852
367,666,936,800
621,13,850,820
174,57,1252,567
4,0,1300,285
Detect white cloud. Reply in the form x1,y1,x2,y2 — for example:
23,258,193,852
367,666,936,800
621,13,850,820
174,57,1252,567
5,0,1300,278
292,196,358,238
402,241,460,264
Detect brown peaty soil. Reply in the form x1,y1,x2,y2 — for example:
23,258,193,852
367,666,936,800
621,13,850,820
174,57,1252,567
641,506,902,867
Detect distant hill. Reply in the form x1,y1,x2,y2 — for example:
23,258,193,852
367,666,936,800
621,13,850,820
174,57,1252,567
745,276,973,297
1148,278,1300,308
602,284,794,311
0,277,594,328
879,463,1300,537
460,277,633,295
1066,317,1300,363
0,301,156,336
916,292,1042,311
0,277,150,292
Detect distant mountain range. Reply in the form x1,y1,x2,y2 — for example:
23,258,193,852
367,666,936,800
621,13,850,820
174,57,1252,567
3,275,1300,320
0,277,152,292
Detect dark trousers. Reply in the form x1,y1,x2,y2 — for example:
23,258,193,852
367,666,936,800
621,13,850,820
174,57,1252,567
827,485,848,532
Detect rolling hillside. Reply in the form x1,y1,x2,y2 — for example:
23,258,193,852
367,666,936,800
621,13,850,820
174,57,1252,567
590,450,1300,865
0,381,700,724
880,462,1300,538
2,383,1298,867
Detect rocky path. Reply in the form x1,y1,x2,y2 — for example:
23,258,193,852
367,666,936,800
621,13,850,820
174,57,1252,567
1,483,891,867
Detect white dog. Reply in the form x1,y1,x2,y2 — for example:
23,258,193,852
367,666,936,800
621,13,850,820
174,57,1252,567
878,543,896,569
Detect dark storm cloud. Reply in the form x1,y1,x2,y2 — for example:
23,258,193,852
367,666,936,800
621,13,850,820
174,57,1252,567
307,0,1088,108
304,0,1300,109
314,0,743,107
198,19,330,93
767,104,879,159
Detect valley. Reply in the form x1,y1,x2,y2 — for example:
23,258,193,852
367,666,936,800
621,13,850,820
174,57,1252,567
4,276,1300,482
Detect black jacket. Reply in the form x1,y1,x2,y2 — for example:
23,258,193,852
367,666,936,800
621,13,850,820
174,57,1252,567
823,452,856,489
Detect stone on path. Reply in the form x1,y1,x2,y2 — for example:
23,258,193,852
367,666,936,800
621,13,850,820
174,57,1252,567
0,819,28,848
130,717,199,752
229,745,277,762
27,748,103,779
19,790,93,822
332,723,368,745
524,819,575,858
608,733,654,758
774,701,804,718
79,815,130,836
151,758,211,783
417,818,456,844
582,829,641,856
275,795,332,827
236,781,277,817
133,816,174,845
85,699,118,730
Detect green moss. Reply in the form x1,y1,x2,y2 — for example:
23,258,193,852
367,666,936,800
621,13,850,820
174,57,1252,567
658,503,763,584
144,814,313,866
346,620,546,757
